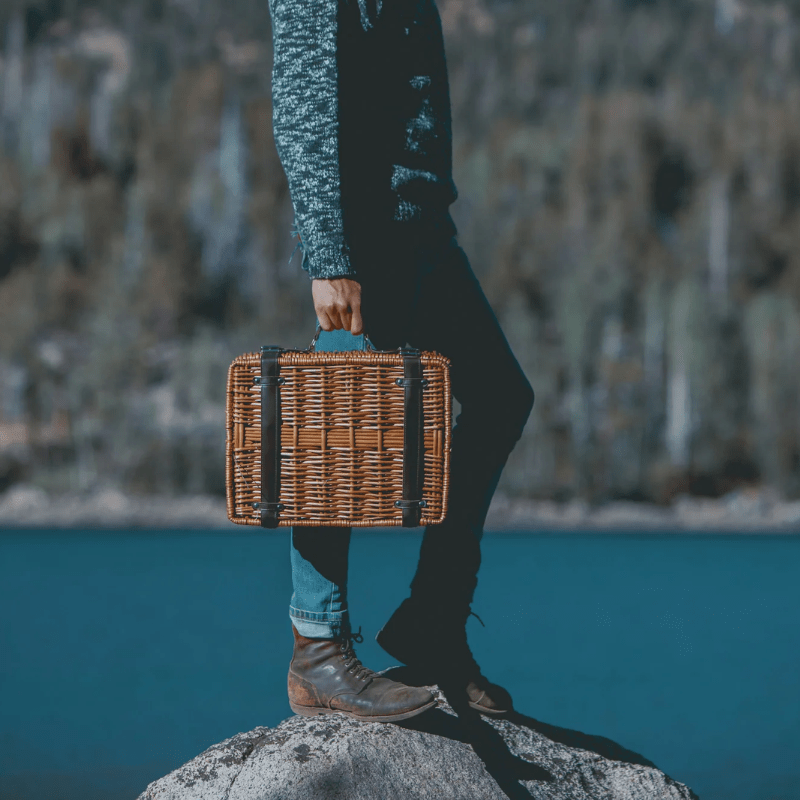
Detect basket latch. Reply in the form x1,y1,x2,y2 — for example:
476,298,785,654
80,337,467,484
398,346,426,527
258,345,284,528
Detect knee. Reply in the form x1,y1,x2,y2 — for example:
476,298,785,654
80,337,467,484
500,367,534,418
505,375,535,442
518,376,535,419
464,372,534,450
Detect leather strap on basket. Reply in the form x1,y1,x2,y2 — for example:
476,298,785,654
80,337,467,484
395,347,427,527
253,345,284,528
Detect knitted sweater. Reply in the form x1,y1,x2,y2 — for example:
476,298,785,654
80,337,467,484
268,0,459,280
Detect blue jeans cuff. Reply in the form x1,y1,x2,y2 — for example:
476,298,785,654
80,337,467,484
289,607,349,639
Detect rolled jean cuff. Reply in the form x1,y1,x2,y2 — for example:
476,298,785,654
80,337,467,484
289,606,349,639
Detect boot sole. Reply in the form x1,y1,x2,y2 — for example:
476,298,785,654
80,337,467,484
467,701,510,716
378,629,513,717
289,698,437,723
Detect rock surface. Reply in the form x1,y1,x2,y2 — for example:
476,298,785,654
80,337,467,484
137,671,698,800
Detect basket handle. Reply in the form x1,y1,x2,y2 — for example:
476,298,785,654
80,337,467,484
307,322,382,352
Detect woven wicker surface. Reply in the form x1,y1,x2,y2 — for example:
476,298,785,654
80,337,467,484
226,350,451,527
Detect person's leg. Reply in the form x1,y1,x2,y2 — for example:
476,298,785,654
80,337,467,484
366,216,535,713
288,325,362,639
289,524,351,638
408,234,535,607
363,218,535,609
286,323,437,722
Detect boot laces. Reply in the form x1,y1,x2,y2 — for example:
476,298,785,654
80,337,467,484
338,626,375,682
469,610,485,627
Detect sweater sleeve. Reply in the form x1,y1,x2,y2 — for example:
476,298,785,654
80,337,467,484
268,0,357,280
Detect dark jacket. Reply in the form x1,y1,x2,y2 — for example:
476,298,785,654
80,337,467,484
268,0,458,279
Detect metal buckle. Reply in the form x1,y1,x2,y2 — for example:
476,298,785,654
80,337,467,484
252,501,286,511
395,377,428,387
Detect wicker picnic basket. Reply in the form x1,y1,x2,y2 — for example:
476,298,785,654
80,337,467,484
225,327,452,528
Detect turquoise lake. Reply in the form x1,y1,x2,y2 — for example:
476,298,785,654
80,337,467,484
0,528,798,800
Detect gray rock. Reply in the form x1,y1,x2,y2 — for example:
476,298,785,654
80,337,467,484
137,672,698,800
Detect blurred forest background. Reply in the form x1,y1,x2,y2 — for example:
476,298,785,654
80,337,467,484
1,0,800,507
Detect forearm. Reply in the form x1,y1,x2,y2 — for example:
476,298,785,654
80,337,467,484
269,0,357,280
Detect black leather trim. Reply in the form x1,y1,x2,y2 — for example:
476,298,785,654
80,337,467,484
400,347,425,527
258,346,283,528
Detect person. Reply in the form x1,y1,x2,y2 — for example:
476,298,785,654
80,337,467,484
268,0,535,723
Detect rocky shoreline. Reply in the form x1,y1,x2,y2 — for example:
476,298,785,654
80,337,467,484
137,674,699,800
1,483,799,531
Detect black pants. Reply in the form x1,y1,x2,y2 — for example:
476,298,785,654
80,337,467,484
289,213,535,637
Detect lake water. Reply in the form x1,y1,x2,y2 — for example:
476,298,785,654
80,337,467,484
0,528,798,800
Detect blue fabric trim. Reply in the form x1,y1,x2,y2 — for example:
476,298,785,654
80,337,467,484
314,322,367,352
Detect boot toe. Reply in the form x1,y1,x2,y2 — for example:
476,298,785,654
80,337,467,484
331,679,436,720
466,679,513,715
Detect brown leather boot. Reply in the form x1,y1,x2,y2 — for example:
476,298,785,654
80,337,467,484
287,623,437,723
376,597,514,716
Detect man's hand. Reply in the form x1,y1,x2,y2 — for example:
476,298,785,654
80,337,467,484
312,277,364,335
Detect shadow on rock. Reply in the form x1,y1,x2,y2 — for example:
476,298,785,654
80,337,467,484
384,667,554,800
505,710,657,770
382,664,668,800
